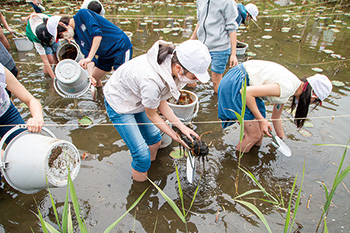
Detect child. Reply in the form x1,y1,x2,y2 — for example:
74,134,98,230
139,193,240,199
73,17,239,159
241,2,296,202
104,40,211,182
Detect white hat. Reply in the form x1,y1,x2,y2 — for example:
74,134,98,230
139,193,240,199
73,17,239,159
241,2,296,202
47,16,61,43
307,74,332,101
175,40,211,83
246,3,259,21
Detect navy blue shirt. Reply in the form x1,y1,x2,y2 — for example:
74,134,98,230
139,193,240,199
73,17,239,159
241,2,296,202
73,9,132,59
236,3,248,27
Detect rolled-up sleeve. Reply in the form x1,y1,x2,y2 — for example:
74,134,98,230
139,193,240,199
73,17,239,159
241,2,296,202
224,0,239,33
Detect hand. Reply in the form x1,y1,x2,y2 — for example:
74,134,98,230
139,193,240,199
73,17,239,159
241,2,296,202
9,29,14,34
259,118,272,137
26,117,44,133
90,75,97,86
229,54,238,67
78,58,92,70
175,126,199,149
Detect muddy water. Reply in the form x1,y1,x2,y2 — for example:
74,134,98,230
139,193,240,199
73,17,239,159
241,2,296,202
1,1,350,232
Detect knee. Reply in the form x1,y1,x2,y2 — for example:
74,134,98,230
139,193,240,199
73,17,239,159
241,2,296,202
131,145,151,173
246,131,263,144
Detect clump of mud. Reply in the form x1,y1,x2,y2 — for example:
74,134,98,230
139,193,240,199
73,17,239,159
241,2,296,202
168,91,194,105
60,44,78,60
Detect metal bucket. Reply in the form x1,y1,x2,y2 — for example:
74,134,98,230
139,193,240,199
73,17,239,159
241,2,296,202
0,126,81,194
54,59,91,98
56,40,84,62
167,90,199,122
236,41,248,55
13,37,33,51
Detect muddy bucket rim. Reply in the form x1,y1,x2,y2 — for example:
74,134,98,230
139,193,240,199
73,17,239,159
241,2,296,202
167,90,199,122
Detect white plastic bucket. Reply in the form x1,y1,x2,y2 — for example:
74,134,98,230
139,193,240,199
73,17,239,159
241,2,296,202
54,59,91,98
125,31,133,42
13,37,33,51
0,126,81,194
160,121,172,148
167,90,199,122
236,41,248,55
56,40,84,62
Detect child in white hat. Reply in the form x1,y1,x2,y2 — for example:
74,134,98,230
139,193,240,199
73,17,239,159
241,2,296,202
218,60,332,153
104,40,211,182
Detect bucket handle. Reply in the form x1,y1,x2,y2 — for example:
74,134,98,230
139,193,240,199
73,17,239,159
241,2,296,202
0,125,56,169
178,100,199,123
53,77,91,99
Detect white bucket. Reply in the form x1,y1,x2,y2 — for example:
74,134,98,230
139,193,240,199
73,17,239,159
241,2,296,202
160,121,172,148
56,40,84,62
236,41,248,55
54,59,91,98
125,31,133,42
13,37,34,51
0,126,81,194
167,90,199,122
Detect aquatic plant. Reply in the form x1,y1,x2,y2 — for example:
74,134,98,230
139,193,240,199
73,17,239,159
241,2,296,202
34,169,148,233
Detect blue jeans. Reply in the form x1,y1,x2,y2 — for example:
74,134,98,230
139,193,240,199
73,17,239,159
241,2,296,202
44,41,59,55
210,48,231,74
105,99,161,173
95,48,133,72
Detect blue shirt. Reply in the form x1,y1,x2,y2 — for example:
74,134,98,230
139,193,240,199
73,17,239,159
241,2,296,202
73,9,132,59
236,3,248,27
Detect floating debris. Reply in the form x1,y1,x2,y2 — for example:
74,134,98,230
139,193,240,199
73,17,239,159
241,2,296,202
254,44,262,48
328,24,337,28
299,128,312,137
264,28,272,32
303,122,314,128
331,54,342,59
322,49,334,54
331,80,345,87
330,28,340,33
262,35,272,39
292,35,301,39
169,148,185,159
25,53,36,57
283,18,291,22
246,51,256,57
281,27,291,32
311,67,323,72
78,116,93,127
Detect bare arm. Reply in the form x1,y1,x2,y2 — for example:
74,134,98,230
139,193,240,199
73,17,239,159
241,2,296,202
229,31,238,67
78,36,102,69
245,84,281,136
190,24,199,40
5,68,43,132
271,104,285,138
40,54,55,79
0,13,13,33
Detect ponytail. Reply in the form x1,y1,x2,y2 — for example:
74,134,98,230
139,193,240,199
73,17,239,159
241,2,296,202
291,79,312,128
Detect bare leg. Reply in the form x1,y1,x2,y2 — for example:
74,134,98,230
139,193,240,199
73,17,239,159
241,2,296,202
150,141,161,161
92,66,107,87
132,168,148,182
0,29,11,51
236,120,263,153
211,71,223,93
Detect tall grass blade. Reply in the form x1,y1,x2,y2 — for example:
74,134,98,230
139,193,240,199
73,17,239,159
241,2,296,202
234,189,262,200
67,204,73,233
45,177,61,231
62,184,70,233
324,217,328,233
103,187,149,233
147,177,186,223
234,199,272,233
284,174,298,232
288,162,305,233
34,211,60,233
187,177,200,216
175,164,185,216
67,171,87,233
153,215,158,233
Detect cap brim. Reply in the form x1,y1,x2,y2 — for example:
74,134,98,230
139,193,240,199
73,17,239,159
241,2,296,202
195,71,210,84
251,15,257,21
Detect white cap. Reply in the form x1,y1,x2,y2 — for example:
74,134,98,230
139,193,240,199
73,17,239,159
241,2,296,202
307,74,332,101
175,40,211,83
47,16,61,43
246,3,259,21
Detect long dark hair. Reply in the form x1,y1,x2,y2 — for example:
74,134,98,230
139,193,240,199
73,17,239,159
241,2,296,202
36,18,52,46
157,43,189,74
291,79,321,128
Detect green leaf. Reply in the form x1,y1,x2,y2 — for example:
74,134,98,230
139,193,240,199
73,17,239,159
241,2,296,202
104,187,149,233
284,174,298,233
78,116,93,127
234,189,262,200
187,176,201,216
175,164,185,216
147,177,186,223
235,200,272,233
169,148,186,159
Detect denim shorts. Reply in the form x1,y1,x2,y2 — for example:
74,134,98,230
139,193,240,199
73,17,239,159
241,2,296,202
44,42,59,55
105,99,161,173
209,48,231,74
0,102,26,144
29,2,42,13
95,48,133,72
